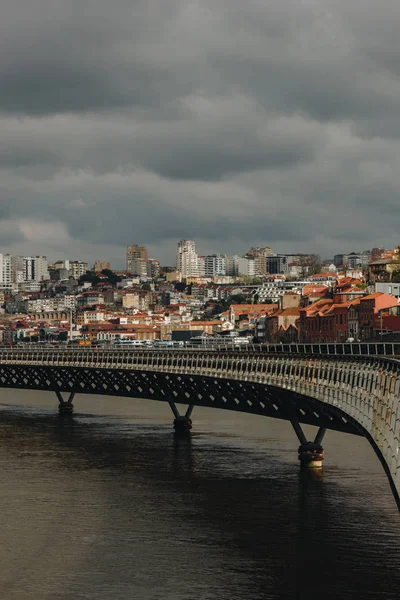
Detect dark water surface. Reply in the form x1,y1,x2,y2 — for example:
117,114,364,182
0,390,400,600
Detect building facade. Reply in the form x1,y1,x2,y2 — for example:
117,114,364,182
176,240,200,278
126,245,148,273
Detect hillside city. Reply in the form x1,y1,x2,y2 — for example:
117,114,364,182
0,241,400,346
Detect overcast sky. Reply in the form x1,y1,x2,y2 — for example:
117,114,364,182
1,0,400,267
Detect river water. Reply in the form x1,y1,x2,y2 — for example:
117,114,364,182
0,389,400,600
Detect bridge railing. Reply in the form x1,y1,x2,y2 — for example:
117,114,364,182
258,342,400,357
1,342,400,357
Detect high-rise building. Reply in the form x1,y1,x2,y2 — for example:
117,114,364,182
247,247,275,275
266,255,288,274
225,255,239,276
203,254,226,278
176,240,200,278
237,257,256,277
0,254,13,288
126,245,148,273
147,259,161,279
130,258,148,277
22,256,49,282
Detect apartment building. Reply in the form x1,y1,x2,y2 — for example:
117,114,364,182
176,240,200,278
126,245,148,273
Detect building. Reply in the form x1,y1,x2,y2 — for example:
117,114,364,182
126,245,148,273
224,255,239,276
0,254,13,288
70,261,88,279
266,255,288,275
247,247,275,275
130,258,148,277
368,259,400,283
237,257,256,277
147,259,160,279
203,254,226,278
344,251,370,268
22,256,49,282
359,292,398,340
93,260,111,273
375,283,400,299
176,240,200,278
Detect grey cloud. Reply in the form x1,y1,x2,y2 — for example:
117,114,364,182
0,220,25,247
1,0,400,264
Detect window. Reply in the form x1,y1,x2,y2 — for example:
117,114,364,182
340,314,343,325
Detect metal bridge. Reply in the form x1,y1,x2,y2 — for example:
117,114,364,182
0,345,400,507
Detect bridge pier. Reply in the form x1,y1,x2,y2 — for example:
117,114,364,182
168,400,193,433
55,391,75,415
290,412,326,468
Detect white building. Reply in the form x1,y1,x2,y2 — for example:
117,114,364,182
176,240,200,278
203,254,226,278
375,283,400,301
22,256,49,282
70,261,88,279
225,255,239,276
237,257,256,277
130,258,148,278
0,254,13,288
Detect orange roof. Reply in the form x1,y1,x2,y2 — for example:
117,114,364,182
301,299,333,316
360,292,385,300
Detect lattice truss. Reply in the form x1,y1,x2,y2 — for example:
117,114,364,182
0,364,358,434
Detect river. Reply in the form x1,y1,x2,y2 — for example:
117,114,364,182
0,389,399,599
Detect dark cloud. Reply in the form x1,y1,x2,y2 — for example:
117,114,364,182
1,0,400,264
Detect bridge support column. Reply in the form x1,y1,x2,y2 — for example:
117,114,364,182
56,391,75,415
290,413,326,468
168,400,193,433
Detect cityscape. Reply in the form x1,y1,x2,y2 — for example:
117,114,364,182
2,0,400,596
1,240,399,346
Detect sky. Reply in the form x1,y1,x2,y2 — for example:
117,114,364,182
1,0,400,267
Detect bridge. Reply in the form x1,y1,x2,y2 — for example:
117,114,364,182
0,344,400,507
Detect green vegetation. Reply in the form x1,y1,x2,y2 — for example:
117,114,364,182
79,269,122,286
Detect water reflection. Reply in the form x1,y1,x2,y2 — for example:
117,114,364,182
0,397,399,599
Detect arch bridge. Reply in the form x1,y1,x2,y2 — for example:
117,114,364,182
0,345,400,507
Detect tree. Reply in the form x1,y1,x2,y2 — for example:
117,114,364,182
231,293,246,304
392,271,400,283
101,269,122,285
309,254,322,275
79,272,100,286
